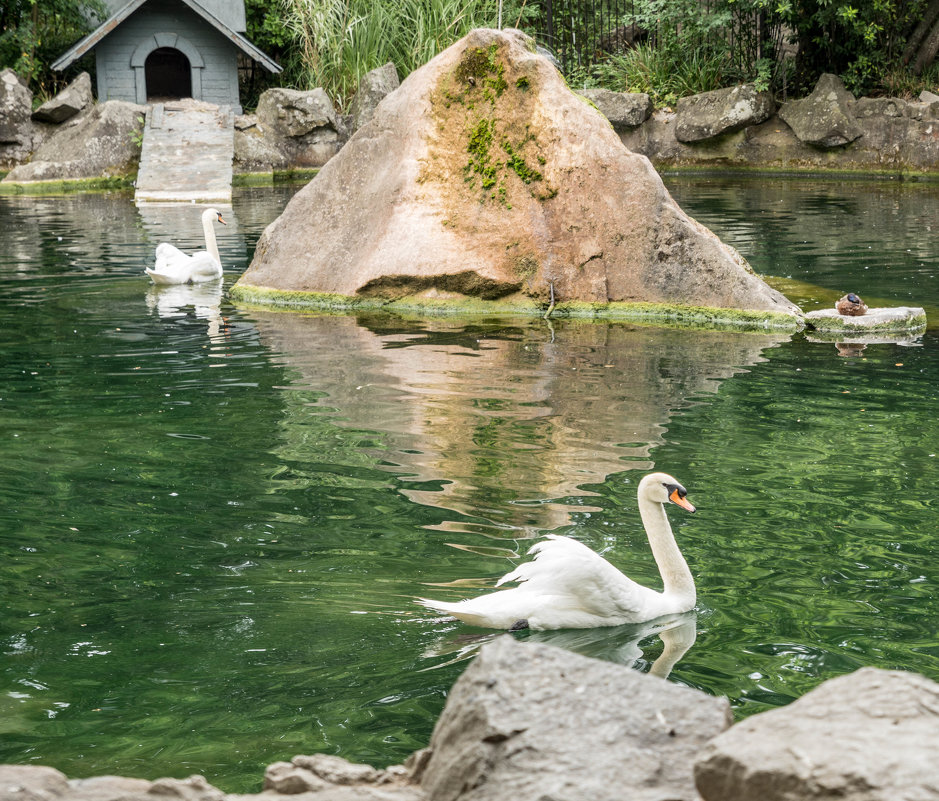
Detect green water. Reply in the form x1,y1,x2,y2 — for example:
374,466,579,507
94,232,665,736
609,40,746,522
1,179,937,791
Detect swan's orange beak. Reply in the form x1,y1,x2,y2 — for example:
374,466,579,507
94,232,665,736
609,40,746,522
669,488,696,513
217,213,227,225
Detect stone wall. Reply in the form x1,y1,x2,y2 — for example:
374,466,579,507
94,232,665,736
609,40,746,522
585,74,939,176
3,66,938,184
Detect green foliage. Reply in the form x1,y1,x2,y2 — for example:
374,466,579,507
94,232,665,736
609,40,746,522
539,0,937,105
281,0,503,108
770,0,929,95
0,0,104,96
591,42,728,107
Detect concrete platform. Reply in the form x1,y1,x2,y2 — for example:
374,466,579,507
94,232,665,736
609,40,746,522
135,99,234,204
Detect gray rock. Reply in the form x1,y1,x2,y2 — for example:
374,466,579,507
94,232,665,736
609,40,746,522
259,755,421,800
854,96,906,119
32,72,93,124
694,667,939,801
577,88,652,130
676,83,775,142
2,100,146,183
919,88,939,103
419,636,731,801
0,68,40,167
0,764,69,801
256,87,338,138
240,88,343,171
805,305,926,335
779,73,863,147
348,63,400,133
233,122,291,173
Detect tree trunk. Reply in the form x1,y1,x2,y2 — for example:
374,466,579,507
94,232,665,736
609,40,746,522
902,0,939,70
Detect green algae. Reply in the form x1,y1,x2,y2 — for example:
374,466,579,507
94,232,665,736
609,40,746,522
0,175,134,194
230,282,804,332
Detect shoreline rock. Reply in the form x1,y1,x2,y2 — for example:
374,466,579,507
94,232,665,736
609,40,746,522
3,639,938,801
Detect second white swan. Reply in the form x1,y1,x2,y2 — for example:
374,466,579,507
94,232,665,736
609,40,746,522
418,472,697,630
146,207,227,285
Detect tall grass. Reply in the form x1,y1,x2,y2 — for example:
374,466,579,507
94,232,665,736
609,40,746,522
591,42,730,107
282,0,502,108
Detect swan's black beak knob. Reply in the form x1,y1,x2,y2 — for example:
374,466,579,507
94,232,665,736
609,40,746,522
668,487,696,513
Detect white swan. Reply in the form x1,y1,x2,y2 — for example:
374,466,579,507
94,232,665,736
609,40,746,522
146,207,226,285
418,472,697,630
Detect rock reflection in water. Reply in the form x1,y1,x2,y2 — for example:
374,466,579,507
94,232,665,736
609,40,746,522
249,312,788,532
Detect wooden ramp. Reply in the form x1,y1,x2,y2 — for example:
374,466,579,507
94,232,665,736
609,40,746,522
135,99,234,204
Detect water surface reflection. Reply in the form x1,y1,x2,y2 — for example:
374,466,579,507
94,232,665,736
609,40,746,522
250,312,788,533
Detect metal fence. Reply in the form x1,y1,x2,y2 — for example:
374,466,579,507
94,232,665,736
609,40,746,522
533,0,638,77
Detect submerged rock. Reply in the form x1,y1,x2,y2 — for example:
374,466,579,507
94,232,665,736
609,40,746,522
236,28,800,322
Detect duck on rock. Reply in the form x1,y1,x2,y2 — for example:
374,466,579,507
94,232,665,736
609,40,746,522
835,293,868,316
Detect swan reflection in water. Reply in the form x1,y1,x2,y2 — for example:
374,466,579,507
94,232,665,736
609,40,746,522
421,611,697,680
145,281,228,343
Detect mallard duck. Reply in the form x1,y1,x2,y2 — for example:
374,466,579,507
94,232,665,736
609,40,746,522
417,472,697,630
146,208,226,285
835,293,868,316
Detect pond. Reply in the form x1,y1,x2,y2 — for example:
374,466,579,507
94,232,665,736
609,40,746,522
1,177,937,792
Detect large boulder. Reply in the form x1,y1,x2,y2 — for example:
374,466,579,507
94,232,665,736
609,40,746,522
2,100,146,183
779,73,863,148
347,62,401,133
0,68,40,168
237,28,800,320
32,72,93,124
694,667,939,801
418,636,731,801
577,88,652,130
236,87,343,171
676,83,775,142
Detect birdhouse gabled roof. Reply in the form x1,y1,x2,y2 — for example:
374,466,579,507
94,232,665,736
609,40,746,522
52,0,282,73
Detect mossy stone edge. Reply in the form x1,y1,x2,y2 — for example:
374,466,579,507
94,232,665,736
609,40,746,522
229,283,805,332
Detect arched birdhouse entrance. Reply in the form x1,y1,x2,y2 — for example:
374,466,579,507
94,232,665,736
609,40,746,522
145,47,192,100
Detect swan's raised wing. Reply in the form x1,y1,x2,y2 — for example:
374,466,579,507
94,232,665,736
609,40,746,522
496,535,657,620
154,242,189,270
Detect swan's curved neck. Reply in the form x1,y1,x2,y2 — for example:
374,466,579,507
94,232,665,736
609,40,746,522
203,213,221,265
638,496,695,607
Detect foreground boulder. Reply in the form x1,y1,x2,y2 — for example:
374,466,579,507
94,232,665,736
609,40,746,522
694,667,939,801
2,100,146,183
236,28,800,322
417,636,731,801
